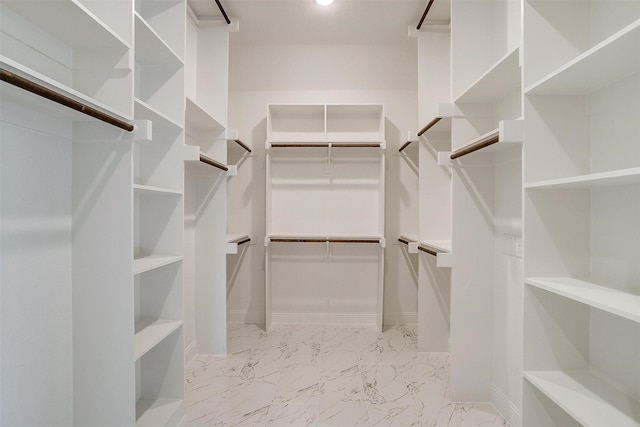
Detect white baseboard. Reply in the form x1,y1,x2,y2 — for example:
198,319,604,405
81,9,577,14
271,312,377,325
227,309,418,327
227,309,265,324
491,384,521,427
383,312,417,326
184,340,197,366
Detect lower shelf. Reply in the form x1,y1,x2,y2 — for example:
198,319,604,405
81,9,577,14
133,255,183,275
136,397,184,427
134,319,183,360
524,370,640,427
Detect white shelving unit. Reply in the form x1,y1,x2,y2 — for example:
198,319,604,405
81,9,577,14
183,5,236,357
265,103,386,330
132,0,186,424
523,2,640,425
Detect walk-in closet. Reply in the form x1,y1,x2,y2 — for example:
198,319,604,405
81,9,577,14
1,0,638,426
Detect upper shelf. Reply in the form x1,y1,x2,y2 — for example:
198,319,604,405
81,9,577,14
449,119,523,161
185,97,225,136
1,0,130,51
526,20,640,96
134,98,182,131
454,47,521,104
525,167,640,190
267,104,385,144
135,13,183,67
526,277,640,324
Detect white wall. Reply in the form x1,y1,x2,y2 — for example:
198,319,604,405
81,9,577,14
226,42,419,324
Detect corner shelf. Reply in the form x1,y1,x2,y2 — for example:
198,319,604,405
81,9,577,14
136,398,183,427
133,255,183,276
525,278,640,324
134,319,183,360
185,97,225,136
524,370,640,427
525,20,640,96
454,47,521,104
525,167,640,190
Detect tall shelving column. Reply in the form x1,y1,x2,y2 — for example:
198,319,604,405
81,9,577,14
522,1,640,425
1,0,138,425
265,104,386,330
413,25,453,353
132,0,186,424
184,5,237,357
448,0,523,422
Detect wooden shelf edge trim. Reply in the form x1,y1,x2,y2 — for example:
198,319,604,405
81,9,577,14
200,154,229,171
270,238,381,244
233,139,252,153
417,116,442,137
1,67,134,132
450,134,500,160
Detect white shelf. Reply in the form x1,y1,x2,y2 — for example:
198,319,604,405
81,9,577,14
133,255,183,275
524,371,640,427
134,319,182,360
1,56,131,123
420,240,452,254
133,184,182,196
525,167,640,190
525,278,640,324
454,47,521,104
526,20,640,96
227,234,251,244
2,0,130,51
450,119,523,160
134,98,182,131
185,97,226,134
135,13,183,67
136,397,184,427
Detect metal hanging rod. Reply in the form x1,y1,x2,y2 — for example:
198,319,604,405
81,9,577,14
416,0,435,31
398,141,414,153
417,117,442,137
417,245,438,257
236,237,251,245
270,237,381,244
233,139,252,153
200,153,229,171
398,237,414,246
270,143,381,148
1,68,134,132
214,0,231,24
449,133,500,160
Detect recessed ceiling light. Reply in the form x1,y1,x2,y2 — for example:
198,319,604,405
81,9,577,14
316,0,334,5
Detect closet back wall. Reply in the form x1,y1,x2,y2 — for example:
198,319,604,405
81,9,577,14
225,42,419,325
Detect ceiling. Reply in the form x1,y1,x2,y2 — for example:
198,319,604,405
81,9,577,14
188,0,451,46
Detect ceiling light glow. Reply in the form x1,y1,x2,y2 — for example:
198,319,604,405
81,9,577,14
316,0,334,5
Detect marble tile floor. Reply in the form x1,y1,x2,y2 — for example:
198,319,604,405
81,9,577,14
185,323,510,427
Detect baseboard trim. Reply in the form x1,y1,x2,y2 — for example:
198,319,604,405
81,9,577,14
491,384,521,427
184,340,197,366
227,309,265,324
383,312,417,326
271,312,378,325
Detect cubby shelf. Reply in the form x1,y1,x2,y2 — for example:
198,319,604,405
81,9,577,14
136,398,183,427
134,98,182,131
134,184,182,196
525,20,640,96
133,255,183,275
1,0,130,51
134,319,183,360
525,167,640,190
524,371,640,427
135,13,183,66
525,278,640,324
454,47,521,104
